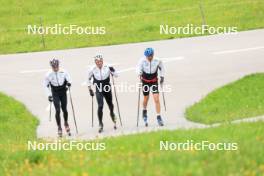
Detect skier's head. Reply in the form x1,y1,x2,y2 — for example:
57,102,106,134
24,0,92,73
50,58,59,72
94,54,103,69
144,48,154,61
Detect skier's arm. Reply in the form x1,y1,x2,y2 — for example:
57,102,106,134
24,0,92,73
44,73,52,97
109,66,118,78
136,59,143,76
87,68,94,88
158,60,165,77
64,70,72,85
158,60,165,84
87,68,95,96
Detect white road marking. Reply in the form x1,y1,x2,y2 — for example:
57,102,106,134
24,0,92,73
117,56,185,73
81,56,184,86
117,67,135,73
81,82,88,86
21,63,120,74
213,46,264,55
162,56,185,62
20,69,49,74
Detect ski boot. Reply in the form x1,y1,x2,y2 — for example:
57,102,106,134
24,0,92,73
65,123,71,136
143,110,148,127
58,127,63,138
98,122,104,133
110,112,117,130
157,115,164,126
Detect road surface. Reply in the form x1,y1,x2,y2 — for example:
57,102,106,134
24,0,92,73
0,29,264,139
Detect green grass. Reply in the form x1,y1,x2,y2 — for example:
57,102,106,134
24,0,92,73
0,0,264,54
4,123,264,176
0,90,264,175
186,73,264,124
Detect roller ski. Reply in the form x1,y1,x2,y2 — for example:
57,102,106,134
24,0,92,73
65,124,71,136
157,115,164,126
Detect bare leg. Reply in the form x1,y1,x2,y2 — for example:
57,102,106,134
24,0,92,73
153,93,161,114
143,95,149,109
153,93,164,126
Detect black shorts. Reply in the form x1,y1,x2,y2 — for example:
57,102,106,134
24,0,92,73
142,81,159,96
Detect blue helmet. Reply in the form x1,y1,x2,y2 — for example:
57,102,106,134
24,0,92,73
144,48,154,57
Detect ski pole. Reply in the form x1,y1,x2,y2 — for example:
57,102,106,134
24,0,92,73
137,81,142,127
92,93,94,127
68,87,79,134
49,84,52,122
49,101,52,122
161,84,167,111
88,87,94,127
111,74,123,127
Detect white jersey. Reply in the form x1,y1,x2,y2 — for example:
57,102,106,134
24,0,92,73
44,69,71,97
136,57,165,78
87,65,118,86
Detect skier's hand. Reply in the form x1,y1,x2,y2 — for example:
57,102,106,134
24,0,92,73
67,82,71,87
109,66,115,72
89,89,94,97
48,96,53,102
160,76,164,85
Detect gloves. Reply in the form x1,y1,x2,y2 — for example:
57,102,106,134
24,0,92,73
89,89,94,97
67,82,71,87
48,96,53,102
160,76,164,85
109,66,115,72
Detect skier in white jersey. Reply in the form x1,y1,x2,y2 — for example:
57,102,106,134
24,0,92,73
87,54,118,133
44,58,72,137
136,48,165,127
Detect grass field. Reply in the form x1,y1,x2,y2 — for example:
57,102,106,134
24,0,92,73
186,73,264,124
0,0,264,54
0,88,264,175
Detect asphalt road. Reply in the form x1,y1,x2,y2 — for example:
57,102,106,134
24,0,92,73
0,29,264,139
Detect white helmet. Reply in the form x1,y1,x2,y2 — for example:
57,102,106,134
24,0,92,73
94,54,103,61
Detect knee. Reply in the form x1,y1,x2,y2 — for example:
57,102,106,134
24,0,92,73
55,110,60,117
55,107,60,113
61,107,67,113
98,105,103,111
